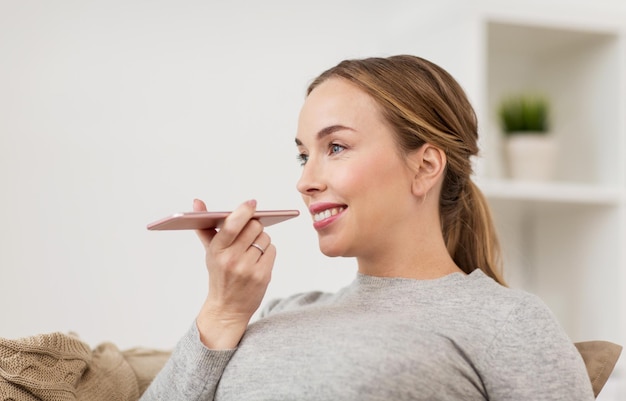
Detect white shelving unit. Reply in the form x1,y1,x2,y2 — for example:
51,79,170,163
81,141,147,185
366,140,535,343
472,11,625,399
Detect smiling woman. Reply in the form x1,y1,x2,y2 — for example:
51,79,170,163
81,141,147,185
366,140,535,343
139,55,596,401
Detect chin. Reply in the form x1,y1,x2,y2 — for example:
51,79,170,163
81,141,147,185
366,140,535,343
320,248,343,258
318,240,352,258
318,241,344,258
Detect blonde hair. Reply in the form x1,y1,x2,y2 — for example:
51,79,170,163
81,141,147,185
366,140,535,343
308,55,505,285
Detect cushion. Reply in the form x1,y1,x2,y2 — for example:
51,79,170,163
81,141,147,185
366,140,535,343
574,341,622,398
122,347,171,395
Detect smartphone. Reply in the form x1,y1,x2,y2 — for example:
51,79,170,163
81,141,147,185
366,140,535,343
147,209,300,231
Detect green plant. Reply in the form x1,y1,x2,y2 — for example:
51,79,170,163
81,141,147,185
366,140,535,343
498,94,550,135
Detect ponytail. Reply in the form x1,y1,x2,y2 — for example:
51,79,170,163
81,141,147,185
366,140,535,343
441,179,505,285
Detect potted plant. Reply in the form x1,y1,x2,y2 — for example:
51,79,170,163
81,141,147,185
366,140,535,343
498,94,557,182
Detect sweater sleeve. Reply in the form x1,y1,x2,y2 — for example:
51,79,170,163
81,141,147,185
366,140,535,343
139,323,236,401
481,295,595,401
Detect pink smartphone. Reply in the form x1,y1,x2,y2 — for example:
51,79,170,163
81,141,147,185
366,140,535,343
147,210,300,231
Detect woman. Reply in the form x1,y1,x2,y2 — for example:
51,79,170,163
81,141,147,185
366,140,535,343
140,55,594,400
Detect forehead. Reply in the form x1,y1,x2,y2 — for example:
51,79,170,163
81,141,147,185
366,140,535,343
297,78,385,138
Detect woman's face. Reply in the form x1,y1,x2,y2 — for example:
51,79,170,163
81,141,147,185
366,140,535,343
295,78,419,260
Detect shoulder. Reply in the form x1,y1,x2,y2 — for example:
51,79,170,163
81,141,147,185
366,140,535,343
462,269,553,322
466,272,594,398
453,270,573,350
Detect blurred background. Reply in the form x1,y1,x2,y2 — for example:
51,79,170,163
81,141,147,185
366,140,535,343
1,0,625,398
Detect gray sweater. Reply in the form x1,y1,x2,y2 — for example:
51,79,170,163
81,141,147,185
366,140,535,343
140,269,594,400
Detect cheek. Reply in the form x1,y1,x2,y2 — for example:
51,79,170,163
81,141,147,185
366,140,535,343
341,154,409,199
366,160,414,211
368,154,409,186
333,161,373,194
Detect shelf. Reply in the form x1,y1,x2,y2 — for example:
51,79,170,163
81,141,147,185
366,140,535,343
482,20,622,186
476,178,624,206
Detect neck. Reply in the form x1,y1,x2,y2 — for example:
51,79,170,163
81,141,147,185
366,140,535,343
357,253,463,280
356,221,463,280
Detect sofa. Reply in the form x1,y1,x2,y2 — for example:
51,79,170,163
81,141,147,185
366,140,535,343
0,331,622,400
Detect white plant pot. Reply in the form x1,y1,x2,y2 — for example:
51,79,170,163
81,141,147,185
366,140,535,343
505,133,558,182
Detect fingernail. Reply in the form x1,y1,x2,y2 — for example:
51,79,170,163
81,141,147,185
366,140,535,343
246,199,257,208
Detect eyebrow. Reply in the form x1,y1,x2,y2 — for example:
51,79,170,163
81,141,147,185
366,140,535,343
294,124,354,146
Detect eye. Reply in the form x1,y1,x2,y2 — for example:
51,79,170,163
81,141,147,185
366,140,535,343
329,143,346,155
296,153,309,166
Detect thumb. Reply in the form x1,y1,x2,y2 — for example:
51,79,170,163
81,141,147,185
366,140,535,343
193,198,208,212
193,198,217,246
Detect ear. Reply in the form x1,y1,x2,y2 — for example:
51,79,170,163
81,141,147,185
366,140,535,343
407,144,447,199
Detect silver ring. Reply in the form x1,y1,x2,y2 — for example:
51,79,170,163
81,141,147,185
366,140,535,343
250,242,265,255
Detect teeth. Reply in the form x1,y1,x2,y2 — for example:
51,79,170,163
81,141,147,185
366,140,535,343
313,207,344,222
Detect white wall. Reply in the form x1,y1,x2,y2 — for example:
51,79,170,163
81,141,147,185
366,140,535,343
0,0,461,349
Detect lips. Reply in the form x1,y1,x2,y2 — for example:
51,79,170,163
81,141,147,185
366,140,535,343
308,203,346,228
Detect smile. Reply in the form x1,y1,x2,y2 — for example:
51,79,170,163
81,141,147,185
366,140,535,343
313,207,345,222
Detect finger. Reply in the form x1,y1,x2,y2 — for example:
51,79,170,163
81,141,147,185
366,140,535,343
253,242,277,279
242,241,276,285
193,198,217,247
193,198,207,212
262,243,277,265
211,199,258,250
247,232,271,260
218,218,264,259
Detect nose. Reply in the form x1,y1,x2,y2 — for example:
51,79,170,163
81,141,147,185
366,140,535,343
296,157,326,195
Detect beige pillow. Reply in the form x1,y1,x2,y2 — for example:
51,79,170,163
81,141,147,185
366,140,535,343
575,341,622,398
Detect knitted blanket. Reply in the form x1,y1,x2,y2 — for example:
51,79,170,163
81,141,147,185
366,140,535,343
0,332,170,401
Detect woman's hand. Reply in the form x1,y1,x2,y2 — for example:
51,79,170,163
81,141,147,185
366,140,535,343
193,198,276,349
